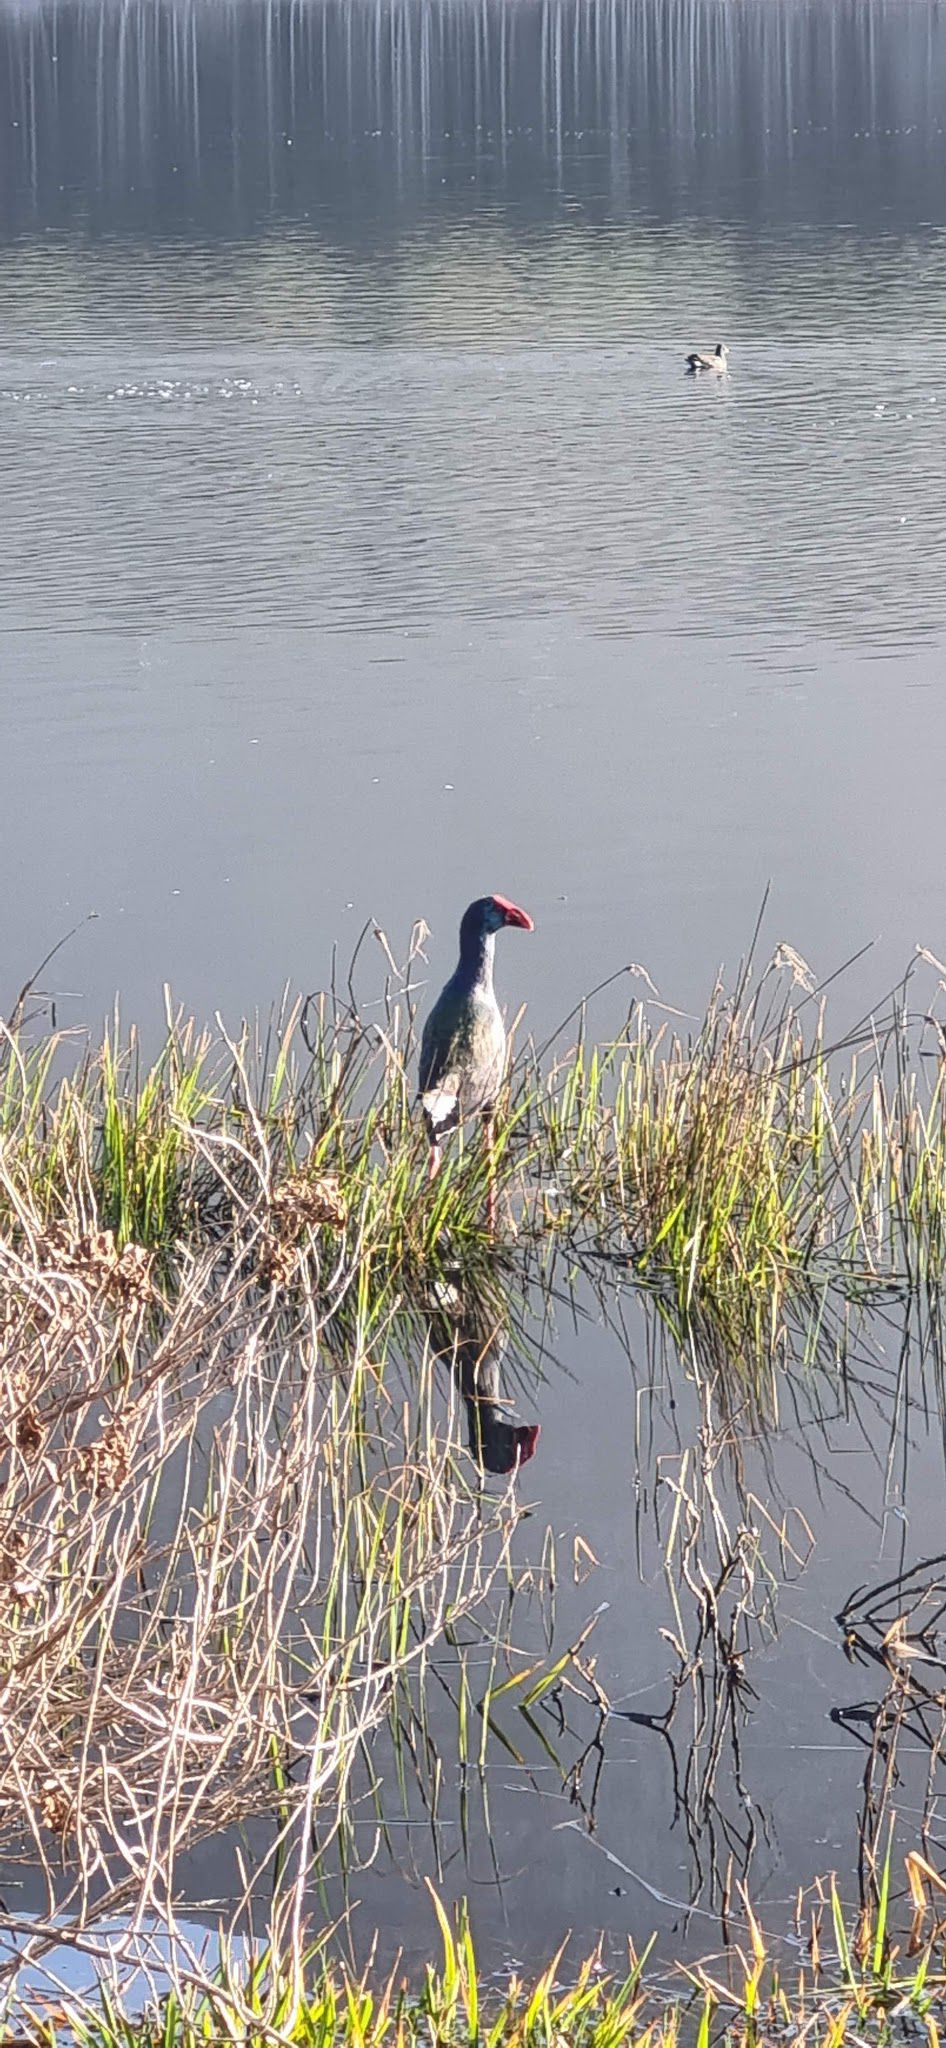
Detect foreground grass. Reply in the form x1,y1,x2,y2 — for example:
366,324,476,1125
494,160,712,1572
13,1865,946,2048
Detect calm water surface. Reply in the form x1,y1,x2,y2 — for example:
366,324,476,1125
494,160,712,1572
3,0,946,1977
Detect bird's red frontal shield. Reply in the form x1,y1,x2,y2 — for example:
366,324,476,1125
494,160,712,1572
491,894,534,931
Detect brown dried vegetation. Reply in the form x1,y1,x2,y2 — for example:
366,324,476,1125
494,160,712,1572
0,1166,525,1966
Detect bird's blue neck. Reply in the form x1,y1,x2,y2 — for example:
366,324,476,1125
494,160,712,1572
456,926,495,995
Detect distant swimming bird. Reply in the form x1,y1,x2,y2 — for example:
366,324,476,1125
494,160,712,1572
419,894,533,1230
686,343,729,375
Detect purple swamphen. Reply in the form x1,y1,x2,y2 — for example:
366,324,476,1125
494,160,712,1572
419,893,533,1229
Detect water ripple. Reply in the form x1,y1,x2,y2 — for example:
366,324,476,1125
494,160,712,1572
0,335,943,659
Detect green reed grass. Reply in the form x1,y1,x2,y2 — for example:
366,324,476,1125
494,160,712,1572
5,944,946,1368
50,1921,655,2048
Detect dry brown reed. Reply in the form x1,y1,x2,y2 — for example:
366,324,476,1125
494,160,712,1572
0,1145,537,1974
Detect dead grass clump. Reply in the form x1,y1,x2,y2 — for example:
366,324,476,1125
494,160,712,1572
74,1415,132,1498
35,1224,155,1309
37,1777,72,1838
0,1363,46,1462
0,1524,32,1600
258,1171,347,1286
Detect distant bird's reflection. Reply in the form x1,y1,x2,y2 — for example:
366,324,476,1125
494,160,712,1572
427,1285,540,1477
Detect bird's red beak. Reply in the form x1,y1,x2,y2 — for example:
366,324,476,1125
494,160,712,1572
492,894,534,931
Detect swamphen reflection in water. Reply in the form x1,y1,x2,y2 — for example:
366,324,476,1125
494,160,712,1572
428,1285,540,1476
419,893,533,1231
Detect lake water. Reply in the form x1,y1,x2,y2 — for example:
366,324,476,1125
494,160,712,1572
4,0,946,1988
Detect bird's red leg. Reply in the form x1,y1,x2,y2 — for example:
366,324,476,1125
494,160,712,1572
427,1142,442,1183
484,1115,496,1234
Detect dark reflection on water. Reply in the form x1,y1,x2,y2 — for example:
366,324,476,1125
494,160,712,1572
3,0,946,245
